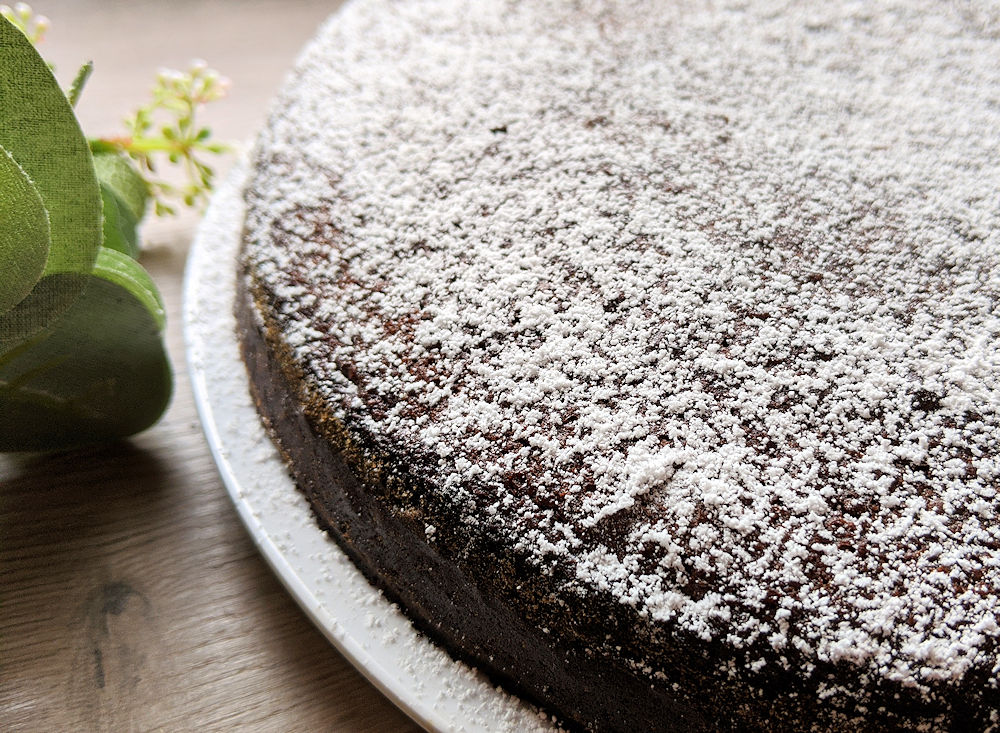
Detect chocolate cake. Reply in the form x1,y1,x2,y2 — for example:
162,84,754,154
238,0,1000,729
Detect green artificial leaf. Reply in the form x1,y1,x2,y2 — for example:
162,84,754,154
92,247,165,328
0,273,89,345
0,144,50,316
0,249,172,451
94,152,151,260
99,182,140,259
92,151,149,222
0,15,102,341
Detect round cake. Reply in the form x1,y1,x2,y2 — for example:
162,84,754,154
238,0,1000,729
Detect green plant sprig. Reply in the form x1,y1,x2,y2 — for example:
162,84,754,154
5,2,231,218
0,2,49,45
0,5,232,450
91,61,232,216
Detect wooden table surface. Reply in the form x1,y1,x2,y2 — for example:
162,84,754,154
2,2,422,730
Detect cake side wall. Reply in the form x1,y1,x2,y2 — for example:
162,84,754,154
236,255,995,732
236,271,715,732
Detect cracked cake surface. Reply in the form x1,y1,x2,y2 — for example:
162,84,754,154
240,0,1000,729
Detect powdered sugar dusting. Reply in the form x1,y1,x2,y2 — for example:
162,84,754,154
244,0,1000,711
188,161,559,732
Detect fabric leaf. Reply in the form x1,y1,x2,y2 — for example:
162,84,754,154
0,249,171,451
93,151,149,223
0,144,50,316
99,182,140,259
0,14,102,341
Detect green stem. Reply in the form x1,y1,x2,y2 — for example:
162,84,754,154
101,136,187,154
0,380,109,423
94,135,226,157
0,328,53,370
1,354,68,391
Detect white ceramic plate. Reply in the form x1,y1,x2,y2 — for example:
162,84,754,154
183,162,558,733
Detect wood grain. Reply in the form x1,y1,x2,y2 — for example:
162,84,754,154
1,2,422,731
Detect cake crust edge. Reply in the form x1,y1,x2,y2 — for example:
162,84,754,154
236,264,716,732
239,251,1000,731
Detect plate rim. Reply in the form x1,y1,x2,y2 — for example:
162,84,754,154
181,161,555,733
